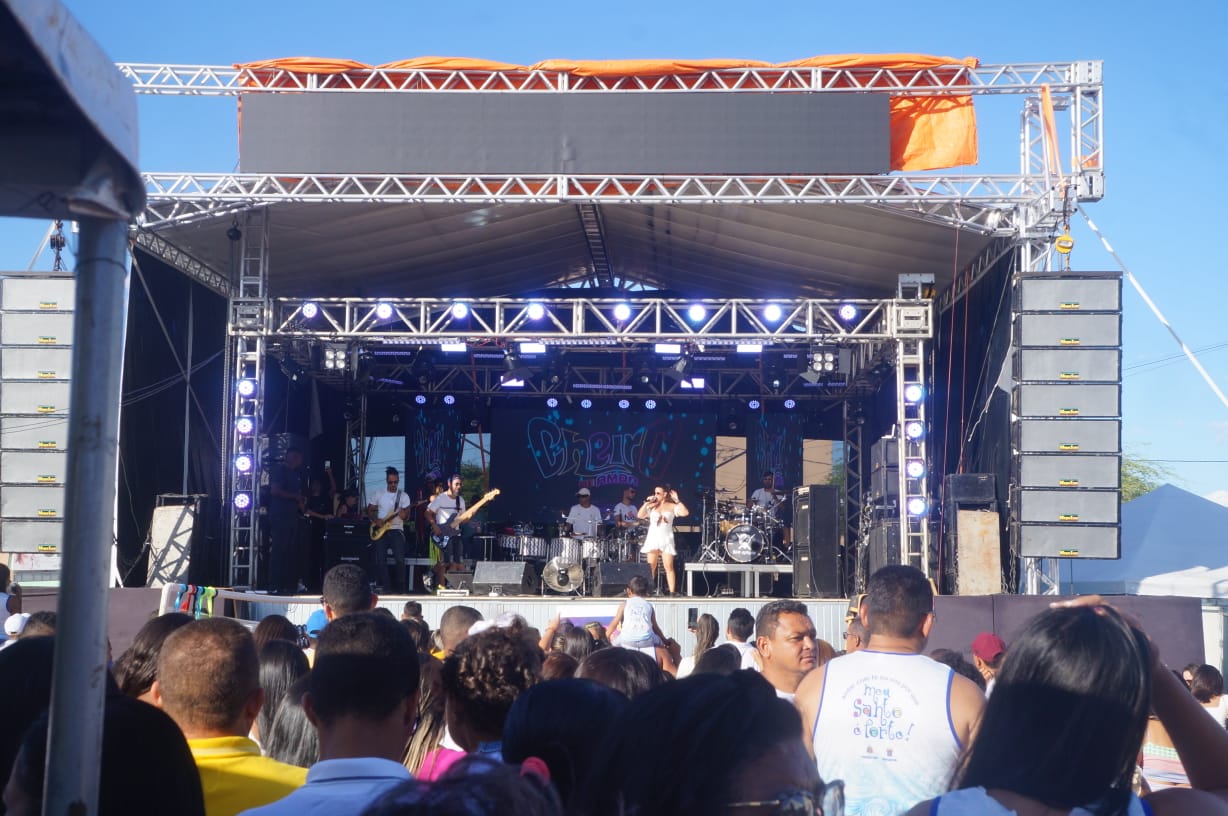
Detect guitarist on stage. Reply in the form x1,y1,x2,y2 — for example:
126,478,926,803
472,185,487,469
367,466,411,593
427,474,468,590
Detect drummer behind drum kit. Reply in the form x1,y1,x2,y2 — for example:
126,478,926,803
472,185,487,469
698,490,790,565
495,515,647,595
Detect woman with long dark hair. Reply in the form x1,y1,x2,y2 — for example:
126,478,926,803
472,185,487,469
676,613,718,679
906,600,1228,815
636,484,688,595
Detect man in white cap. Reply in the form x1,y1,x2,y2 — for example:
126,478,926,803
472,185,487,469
566,488,604,539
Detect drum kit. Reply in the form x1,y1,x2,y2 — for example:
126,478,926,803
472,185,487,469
698,489,789,564
495,514,647,595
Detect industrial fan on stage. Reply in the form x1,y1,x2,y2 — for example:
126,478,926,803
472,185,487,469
543,557,585,594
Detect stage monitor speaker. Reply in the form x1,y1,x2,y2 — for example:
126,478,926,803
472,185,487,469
1015,274,1121,313
473,561,538,596
867,522,901,576
1017,523,1120,559
1018,453,1120,490
1014,313,1121,348
147,502,201,587
1015,418,1120,454
1013,383,1121,419
595,562,652,597
445,571,474,591
1013,348,1120,383
791,485,840,597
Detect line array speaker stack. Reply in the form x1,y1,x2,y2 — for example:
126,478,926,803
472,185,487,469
792,485,841,597
0,274,75,584
1011,273,1121,559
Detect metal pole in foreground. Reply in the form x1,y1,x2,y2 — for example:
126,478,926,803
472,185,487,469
43,218,131,816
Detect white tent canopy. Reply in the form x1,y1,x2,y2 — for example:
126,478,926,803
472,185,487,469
1064,483,1228,597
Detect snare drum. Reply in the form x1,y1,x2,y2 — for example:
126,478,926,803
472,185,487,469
518,536,548,559
549,537,582,564
724,524,765,563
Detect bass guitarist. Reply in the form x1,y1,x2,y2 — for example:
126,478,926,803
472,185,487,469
367,466,411,592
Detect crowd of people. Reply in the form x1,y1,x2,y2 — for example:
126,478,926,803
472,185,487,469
4,562,1228,815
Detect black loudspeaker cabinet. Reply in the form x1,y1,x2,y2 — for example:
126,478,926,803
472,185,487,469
473,561,539,595
324,520,372,573
943,473,996,507
791,485,840,597
595,562,653,597
868,522,901,576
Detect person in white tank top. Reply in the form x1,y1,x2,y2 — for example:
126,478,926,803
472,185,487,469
796,565,985,816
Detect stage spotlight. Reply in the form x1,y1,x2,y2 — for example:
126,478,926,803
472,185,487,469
906,497,928,516
654,342,682,355
838,303,858,322
375,302,394,320
636,365,653,386
645,399,657,410
618,399,630,410
663,350,694,382
235,417,254,435
502,350,533,382
736,343,763,354
763,304,783,323
748,399,762,410
903,383,925,403
527,302,545,321
905,421,925,440
518,341,547,354
905,459,926,479
580,399,593,409
300,302,318,319
414,395,427,405
687,304,707,323
443,394,456,406
233,492,252,511
234,455,253,473
613,303,632,322
765,366,784,393
236,379,257,398
546,397,559,408
440,342,468,353
451,302,469,319
783,399,797,409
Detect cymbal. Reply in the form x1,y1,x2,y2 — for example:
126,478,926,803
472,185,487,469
714,487,736,493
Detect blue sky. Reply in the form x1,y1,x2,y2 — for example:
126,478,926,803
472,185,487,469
5,0,1227,502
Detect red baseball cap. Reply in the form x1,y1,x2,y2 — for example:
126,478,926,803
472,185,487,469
971,632,1006,662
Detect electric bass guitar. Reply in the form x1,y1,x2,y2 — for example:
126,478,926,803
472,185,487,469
431,488,501,540
370,493,406,542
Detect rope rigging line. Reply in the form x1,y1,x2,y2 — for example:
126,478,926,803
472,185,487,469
1078,207,1228,413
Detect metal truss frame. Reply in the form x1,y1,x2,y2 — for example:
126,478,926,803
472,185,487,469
139,172,1029,231
266,296,927,344
118,61,1096,97
130,226,232,297
226,209,269,588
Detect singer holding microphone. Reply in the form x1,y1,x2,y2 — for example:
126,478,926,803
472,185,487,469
637,484,689,596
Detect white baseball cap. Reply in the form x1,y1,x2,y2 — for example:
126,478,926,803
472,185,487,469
577,488,591,497
4,612,30,637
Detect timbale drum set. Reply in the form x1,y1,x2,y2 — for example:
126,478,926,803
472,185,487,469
494,516,650,594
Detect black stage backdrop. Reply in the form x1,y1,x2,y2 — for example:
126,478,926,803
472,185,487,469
489,406,717,529
744,410,805,502
405,406,466,484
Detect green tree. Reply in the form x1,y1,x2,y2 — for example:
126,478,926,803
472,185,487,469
1121,452,1175,502
460,461,488,493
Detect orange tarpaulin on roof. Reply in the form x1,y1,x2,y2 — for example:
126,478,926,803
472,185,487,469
234,53,979,171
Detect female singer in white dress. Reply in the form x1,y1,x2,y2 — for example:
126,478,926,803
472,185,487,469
637,484,688,595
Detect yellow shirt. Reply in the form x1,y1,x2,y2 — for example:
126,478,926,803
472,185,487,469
188,736,307,816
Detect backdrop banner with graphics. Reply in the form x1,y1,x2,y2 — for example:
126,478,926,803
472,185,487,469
489,406,718,530
404,407,466,487
744,410,805,516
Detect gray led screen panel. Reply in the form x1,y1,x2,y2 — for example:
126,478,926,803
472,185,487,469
239,92,891,175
